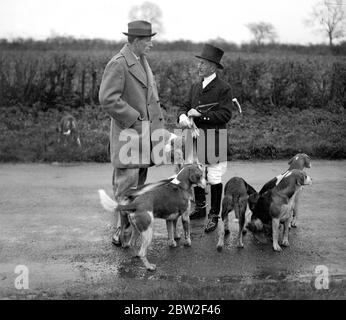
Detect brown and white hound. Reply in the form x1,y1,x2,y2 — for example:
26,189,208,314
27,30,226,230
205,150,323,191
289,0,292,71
98,163,206,271
247,169,312,252
258,153,311,227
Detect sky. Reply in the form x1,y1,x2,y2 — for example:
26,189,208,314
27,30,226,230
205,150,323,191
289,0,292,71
0,0,328,44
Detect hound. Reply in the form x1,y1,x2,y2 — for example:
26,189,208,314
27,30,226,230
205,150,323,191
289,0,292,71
247,170,312,252
98,163,206,271
259,153,311,227
217,177,259,251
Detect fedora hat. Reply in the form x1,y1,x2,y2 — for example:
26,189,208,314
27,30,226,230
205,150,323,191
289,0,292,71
123,20,156,37
195,44,224,69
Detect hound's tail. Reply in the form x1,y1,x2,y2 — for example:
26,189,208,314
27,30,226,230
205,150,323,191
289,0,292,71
98,189,118,212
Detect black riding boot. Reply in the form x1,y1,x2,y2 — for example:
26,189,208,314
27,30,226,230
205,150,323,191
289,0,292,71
190,186,207,220
205,183,223,233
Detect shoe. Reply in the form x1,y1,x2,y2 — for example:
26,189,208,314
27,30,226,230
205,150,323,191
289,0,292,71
205,215,219,233
111,227,121,246
189,204,206,220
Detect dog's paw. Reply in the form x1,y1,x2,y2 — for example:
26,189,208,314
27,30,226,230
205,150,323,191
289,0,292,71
146,263,157,271
237,242,244,249
216,239,224,251
281,239,290,247
216,240,224,252
168,239,177,248
174,234,181,241
184,238,192,247
273,243,282,252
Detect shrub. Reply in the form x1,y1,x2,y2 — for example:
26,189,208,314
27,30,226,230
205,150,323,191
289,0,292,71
1,50,345,112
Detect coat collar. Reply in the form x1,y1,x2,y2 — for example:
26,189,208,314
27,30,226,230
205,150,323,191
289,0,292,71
120,44,148,87
201,75,218,92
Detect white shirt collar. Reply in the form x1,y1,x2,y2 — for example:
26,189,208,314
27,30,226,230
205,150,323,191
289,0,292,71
202,73,216,88
132,51,140,61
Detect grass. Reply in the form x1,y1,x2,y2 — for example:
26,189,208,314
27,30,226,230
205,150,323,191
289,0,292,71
0,104,345,163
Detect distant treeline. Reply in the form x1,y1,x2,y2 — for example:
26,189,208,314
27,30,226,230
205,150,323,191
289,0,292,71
1,37,346,55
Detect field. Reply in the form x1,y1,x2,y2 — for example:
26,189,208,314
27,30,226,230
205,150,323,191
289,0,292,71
0,48,345,161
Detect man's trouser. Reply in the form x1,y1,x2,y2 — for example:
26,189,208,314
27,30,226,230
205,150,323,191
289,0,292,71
112,167,148,243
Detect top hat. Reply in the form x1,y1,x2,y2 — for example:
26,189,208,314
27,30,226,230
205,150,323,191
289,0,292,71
195,44,224,69
123,20,156,37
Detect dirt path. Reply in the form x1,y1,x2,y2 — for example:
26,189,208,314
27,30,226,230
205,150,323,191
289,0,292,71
0,161,345,299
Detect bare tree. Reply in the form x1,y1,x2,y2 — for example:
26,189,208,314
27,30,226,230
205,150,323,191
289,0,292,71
306,0,346,46
128,1,164,35
246,22,278,45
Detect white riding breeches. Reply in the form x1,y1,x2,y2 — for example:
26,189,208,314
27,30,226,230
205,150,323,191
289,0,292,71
206,162,227,185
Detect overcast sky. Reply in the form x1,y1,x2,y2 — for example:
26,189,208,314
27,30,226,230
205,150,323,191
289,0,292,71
0,0,328,44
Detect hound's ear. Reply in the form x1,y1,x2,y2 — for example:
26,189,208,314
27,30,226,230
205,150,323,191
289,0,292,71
296,172,306,186
288,154,299,165
189,170,201,184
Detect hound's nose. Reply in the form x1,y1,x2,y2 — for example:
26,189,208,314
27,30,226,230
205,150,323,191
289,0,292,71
305,175,312,185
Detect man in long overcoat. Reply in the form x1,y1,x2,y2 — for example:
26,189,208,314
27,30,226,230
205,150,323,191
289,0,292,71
99,20,165,245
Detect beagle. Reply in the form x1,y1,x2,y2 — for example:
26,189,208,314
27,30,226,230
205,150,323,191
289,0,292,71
247,169,312,252
57,113,81,147
217,177,259,251
259,153,311,227
98,163,206,271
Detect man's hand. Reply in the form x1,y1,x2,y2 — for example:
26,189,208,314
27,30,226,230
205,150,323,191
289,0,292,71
187,108,202,118
178,114,192,128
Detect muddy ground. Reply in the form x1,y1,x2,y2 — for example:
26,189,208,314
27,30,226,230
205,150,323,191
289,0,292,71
0,161,345,300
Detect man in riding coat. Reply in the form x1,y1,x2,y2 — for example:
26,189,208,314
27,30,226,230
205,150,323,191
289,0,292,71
178,44,234,233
